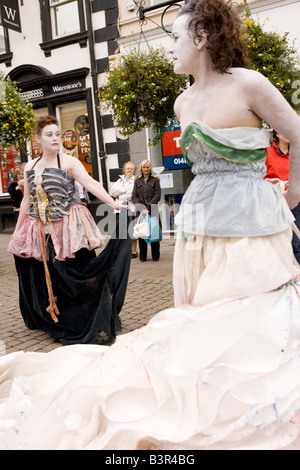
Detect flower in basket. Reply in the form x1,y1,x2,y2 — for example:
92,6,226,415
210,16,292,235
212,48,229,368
0,72,36,150
99,47,188,146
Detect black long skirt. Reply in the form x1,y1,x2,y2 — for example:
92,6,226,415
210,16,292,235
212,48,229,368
14,212,132,345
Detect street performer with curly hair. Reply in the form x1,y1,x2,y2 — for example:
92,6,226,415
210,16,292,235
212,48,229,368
2,0,300,451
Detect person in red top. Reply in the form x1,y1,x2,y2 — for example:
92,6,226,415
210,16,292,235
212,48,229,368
265,130,300,263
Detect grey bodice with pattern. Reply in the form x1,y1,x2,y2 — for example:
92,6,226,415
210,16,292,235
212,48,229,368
175,123,294,237
27,167,82,223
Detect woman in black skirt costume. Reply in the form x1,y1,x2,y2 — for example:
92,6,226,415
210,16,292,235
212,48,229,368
8,115,132,345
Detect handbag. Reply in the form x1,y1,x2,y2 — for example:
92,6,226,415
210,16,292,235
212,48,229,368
133,214,150,239
145,215,163,244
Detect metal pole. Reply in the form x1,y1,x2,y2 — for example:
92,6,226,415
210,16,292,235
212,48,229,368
139,0,181,21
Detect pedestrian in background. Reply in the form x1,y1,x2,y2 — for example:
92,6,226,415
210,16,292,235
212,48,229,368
265,130,300,263
132,159,161,262
110,161,138,258
7,168,24,222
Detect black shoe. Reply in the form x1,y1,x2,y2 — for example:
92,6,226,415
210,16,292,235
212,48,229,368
139,258,147,262
152,259,159,262
131,253,138,258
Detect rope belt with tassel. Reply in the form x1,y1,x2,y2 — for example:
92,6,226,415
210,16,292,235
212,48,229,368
34,166,60,323
37,219,60,323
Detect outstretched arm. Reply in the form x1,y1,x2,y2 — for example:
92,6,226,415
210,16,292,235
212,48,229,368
66,156,125,210
248,71,300,209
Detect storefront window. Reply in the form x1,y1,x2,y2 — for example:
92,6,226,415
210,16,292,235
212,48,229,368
30,107,49,160
58,100,93,177
0,146,21,195
50,0,80,37
0,108,53,195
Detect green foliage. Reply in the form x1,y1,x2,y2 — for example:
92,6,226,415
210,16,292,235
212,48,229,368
0,72,36,150
241,0,300,111
99,47,188,145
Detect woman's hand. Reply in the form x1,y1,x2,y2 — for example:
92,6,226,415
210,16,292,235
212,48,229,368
141,209,149,215
114,200,129,211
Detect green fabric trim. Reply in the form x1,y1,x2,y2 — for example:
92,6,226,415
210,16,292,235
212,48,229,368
181,125,267,166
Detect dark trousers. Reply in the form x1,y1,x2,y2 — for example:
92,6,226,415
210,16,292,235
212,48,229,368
139,238,160,261
292,202,300,264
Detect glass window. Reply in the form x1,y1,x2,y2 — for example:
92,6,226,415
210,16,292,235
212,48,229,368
58,100,93,177
151,0,168,5
0,26,6,54
0,147,22,195
50,0,80,37
30,107,49,160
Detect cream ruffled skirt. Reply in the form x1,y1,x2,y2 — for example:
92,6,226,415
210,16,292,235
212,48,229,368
173,228,295,306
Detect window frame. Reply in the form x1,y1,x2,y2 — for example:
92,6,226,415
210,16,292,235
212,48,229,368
0,26,13,67
39,0,88,57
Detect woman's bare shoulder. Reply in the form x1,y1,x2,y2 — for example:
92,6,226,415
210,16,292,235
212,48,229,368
174,87,193,118
231,67,269,89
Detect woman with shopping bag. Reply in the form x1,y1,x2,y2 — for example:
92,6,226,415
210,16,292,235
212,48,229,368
110,161,138,258
132,160,161,261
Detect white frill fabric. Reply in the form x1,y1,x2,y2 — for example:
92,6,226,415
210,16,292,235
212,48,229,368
1,278,300,450
7,204,105,262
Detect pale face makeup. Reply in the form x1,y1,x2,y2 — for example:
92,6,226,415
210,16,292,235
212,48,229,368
170,14,202,75
36,125,62,154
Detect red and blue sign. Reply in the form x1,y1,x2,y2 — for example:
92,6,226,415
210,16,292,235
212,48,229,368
161,124,190,170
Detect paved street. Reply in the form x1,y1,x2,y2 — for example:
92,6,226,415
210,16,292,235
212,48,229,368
0,233,175,356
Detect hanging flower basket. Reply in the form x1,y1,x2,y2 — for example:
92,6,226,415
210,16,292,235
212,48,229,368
0,73,36,150
99,47,188,146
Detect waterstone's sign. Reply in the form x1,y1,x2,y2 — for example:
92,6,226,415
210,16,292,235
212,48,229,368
0,0,22,32
20,79,85,102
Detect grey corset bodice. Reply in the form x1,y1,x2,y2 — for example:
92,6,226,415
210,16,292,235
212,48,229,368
27,167,79,222
175,139,294,237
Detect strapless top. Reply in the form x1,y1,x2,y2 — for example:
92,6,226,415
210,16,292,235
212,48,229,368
175,121,294,237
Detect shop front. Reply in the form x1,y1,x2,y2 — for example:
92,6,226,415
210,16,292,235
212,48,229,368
0,64,102,231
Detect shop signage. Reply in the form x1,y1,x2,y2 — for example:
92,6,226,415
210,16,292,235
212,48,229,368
51,80,84,94
20,79,85,102
0,0,22,32
161,125,189,170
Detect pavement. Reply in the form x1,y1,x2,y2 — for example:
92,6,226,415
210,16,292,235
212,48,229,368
0,233,175,356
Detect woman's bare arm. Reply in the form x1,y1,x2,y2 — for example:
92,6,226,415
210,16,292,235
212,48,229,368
247,70,300,209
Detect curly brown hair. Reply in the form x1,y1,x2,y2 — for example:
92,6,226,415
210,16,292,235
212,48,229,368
35,115,59,135
178,0,250,73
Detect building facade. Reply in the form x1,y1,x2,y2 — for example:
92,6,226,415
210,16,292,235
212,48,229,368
0,0,128,231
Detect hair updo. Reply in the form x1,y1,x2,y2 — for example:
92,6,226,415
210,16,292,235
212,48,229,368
35,115,59,136
178,0,249,73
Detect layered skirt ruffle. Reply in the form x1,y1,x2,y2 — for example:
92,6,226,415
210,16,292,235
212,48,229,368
7,204,105,262
173,228,294,306
1,277,300,450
